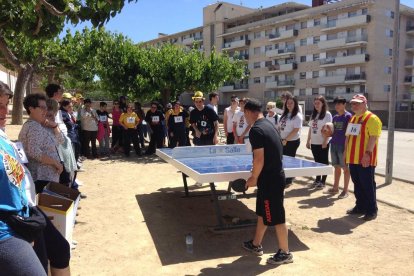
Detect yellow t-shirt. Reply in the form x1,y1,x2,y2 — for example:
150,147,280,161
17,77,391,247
345,111,382,166
119,112,139,129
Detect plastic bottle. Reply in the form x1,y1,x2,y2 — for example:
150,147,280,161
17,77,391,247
185,233,193,254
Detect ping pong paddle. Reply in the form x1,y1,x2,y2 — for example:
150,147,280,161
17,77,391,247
230,179,247,193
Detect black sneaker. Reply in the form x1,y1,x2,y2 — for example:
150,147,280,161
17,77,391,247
363,213,377,221
266,249,293,265
346,207,365,215
242,240,263,256
314,182,325,190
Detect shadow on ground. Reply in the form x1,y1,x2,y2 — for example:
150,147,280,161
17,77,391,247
311,215,366,235
135,187,309,266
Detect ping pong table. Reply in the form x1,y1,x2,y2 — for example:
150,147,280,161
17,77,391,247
156,145,332,231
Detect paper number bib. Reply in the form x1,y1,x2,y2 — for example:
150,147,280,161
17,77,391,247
99,115,107,122
152,116,160,123
127,117,135,124
200,121,207,127
345,123,361,136
174,116,183,123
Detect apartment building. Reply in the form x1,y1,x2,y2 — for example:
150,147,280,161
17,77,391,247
146,0,414,112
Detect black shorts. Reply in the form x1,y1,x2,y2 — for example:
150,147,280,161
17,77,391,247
256,171,286,226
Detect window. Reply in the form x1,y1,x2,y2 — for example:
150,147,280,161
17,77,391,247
387,10,394,19
254,77,261,84
300,38,307,46
265,76,273,83
384,84,391,92
299,89,306,96
314,18,321,26
312,88,319,95
254,32,261,39
346,87,354,94
300,56,307,62
301,21,307,29
265,60,272,67
254,62,261,69
300,72,306,79
286,23,295,30
386,29,394,38
313,36,320,44
327,33,338,40
265,29,272,37
362,8,368,15
313,54,320,61
312,71,319,78
265,45,273,52
348,11,357,18
384,67,391,74
254,47,261,55
385,48,393,56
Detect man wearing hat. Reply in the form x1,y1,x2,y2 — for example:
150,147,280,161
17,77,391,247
190,91,219,145
345,94,382,221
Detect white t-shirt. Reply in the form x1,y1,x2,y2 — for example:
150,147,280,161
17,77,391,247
308,111,333,145
232,110,249,136
56,110,68,136
265,114,279,129
224,106,240,133
278,112,303,140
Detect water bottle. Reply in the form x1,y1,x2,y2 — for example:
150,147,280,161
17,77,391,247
185,233,193,254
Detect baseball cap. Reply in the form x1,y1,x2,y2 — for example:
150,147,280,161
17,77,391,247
62,92,73,100
350,94,367,104
192,91,204,100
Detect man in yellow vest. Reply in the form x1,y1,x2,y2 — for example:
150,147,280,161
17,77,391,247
344,94,382,221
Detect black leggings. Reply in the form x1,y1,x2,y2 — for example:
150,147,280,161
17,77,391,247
33,209,70,272
283,139,300,185
0,236,46,275
311,144,330,183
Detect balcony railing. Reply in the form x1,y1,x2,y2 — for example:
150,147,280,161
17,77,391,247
405,60,414,66
321,15,371,31
407,26,414,32
278,80,295,86
406,42,414,49
345,73,366,81
404,76,413,83
320,57,336,65
234,83,249,90
222,39,250,50
268,29,298,41
318,35,368,50
268,62,297,73
230,54,249,61
319,54,369,66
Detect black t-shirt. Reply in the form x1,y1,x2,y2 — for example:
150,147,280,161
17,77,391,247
168,111,188,133
145,110,165,131
96,110,110,128
249,118,283,174
189,106,219,136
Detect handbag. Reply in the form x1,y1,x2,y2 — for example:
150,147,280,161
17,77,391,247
0,206,46,243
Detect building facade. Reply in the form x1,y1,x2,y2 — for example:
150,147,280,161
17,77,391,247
145,0,414,112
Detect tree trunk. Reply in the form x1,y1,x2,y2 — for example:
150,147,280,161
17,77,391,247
11,66,34,125
25,74,33,95
161,88,171,106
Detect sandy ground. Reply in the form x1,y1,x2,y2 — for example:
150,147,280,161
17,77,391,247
5,124,414,276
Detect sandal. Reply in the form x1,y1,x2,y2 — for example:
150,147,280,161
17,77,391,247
338,191,349,199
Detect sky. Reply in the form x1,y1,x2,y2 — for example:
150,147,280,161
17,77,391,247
64,0,414,43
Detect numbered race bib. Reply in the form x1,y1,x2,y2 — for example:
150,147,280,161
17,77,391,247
345,123,361,136
12,142,29,164
99,115,107,122
200,121,207,127
127,117,135,124
174,116,183,123
152,116,160,123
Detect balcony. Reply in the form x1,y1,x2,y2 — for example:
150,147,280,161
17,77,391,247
345,73,366,83
318,35,368,50
229,54,249,62
407,25,414,35
318,75,346,86
268,63,297,74
222,39,251,50
404,76,414,86
401,92,414,101
404,59,414,68
265,81,278,89
320,54,369,67
277,80,295,88
321,15,371,32
406,42,414,52
219,83,249,92
268,29,298,42
182,36,203,46
265,46,296,58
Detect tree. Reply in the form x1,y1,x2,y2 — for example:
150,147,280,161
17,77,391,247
0,0,137,124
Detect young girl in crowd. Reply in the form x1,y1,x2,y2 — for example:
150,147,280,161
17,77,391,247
306,96,332,189
97,102,111,156
278,96,303,187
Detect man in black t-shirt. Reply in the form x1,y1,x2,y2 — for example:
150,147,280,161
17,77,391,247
189,91,219,146
241,98,293,265
145,101,165,155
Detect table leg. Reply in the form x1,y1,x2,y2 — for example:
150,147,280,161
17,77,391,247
209,182,224,228
182,173,189,197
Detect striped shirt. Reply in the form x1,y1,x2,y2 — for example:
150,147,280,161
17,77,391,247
345,111,382,166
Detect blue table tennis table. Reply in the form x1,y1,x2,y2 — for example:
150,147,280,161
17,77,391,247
156,145,332,231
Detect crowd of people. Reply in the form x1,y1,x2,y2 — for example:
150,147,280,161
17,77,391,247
0,80,382,270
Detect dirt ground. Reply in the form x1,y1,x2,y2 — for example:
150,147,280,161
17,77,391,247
5,124,414,276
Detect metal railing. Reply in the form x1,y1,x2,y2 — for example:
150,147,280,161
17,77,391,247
345,72,366,81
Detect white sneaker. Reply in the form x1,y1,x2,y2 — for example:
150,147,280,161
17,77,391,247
75,180,83,186
195,182,203,187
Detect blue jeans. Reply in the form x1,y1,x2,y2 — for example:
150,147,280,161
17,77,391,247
349,164,377,215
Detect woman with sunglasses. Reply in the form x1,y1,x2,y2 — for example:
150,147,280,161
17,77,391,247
306,96,332,189
145,102,165,155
